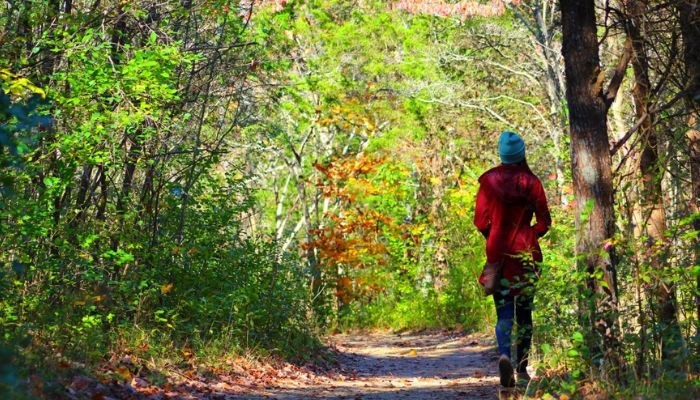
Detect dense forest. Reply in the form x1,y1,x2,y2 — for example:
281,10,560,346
0,0,699,398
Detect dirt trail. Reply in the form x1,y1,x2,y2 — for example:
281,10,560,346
244,331,501,399
61,331,505,399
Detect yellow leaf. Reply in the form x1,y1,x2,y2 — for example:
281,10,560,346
161,283,174,294
28,84,46,98
8,77,46,98
408,349,417,356
0,68,14,80
115,367,132,381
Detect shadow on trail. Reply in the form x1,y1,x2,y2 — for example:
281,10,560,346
53,332,501,400
337,343,498,379
237,385,497,400
339,334,497,379
231,332,501,399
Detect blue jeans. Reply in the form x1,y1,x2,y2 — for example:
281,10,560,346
494,292,533,373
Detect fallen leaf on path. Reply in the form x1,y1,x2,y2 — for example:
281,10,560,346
131,377,149,388
114,367,132,381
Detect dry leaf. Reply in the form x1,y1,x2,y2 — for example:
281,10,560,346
161,283,174,294
114,367,132,381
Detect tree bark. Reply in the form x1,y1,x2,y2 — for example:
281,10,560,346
624,0,684,372
560,0,624,378
294,165,321,310
533,0,569,206
16,1,33,61
677,0,700,354
40,0,62,79
96,163,107,221
512,0,569,205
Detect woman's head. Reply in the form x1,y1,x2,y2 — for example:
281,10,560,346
498,131,526,164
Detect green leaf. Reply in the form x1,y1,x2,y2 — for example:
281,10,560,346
541,343,552,354
579,199,595,224
43,176,60,187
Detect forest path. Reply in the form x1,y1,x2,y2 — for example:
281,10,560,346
244,331,501,399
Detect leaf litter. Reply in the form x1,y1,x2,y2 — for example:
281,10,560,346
53,331,503,399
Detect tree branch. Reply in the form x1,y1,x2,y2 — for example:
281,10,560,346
609,112,648,156
609,88,689,156
604,37,633,109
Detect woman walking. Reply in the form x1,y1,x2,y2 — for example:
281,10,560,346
474,131,552,387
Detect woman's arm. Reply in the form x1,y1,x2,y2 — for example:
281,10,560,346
474,183,491,238
531,178,552,237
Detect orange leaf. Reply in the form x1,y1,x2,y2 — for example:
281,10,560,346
160,283,174,294
114,367,132,381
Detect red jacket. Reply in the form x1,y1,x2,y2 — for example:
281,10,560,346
474,163,551,295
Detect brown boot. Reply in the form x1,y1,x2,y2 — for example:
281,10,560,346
498,355,515,387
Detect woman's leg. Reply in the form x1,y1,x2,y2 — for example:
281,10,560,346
514,295,534,374
494,292,516,387
494,293,515,358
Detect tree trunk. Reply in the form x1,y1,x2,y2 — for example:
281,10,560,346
116,137,140,215
16,1,33,62
677,0,700,357
110,7,128,64
41,0,61,79
534,0,569,205
514,0,569,205
560,0,623,379
73,164,94,224
96,163,107,221
295,169,321,310
624,0,683,372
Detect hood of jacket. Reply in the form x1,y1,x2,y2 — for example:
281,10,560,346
478,164,534,206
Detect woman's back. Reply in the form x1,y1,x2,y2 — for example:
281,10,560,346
474,162,551,284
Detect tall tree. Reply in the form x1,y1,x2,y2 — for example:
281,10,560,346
677,0,700,350
623,0,683,371
560,0,629,378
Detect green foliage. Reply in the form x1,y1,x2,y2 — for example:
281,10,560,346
0,1,698,398
0,0,319,378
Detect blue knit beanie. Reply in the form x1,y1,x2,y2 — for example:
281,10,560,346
498,130,526,164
